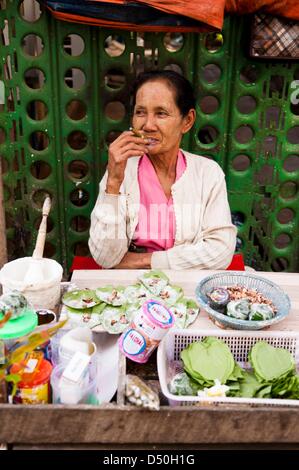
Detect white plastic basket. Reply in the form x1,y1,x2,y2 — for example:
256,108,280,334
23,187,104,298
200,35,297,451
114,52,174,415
157,329,299,407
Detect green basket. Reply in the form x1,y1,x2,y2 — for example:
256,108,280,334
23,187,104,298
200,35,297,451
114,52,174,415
0,2,298,273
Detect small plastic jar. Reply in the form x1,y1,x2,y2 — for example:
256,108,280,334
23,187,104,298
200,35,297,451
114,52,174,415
119,299,174,363
11,358,52,404
51,364,98,405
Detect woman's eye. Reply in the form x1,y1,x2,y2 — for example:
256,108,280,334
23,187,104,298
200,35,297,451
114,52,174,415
135,110,145,116
157,111,167,117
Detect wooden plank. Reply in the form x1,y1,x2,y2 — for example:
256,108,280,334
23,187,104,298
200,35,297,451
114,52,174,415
1,405,299,444
0,160,7,268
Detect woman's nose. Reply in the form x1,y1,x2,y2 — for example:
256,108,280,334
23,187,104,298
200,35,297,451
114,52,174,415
142,114,157,131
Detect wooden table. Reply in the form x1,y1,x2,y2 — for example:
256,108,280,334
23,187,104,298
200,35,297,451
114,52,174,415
1,269,299,449
71,269,299,332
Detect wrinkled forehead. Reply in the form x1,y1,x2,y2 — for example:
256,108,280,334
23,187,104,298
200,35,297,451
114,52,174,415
135,79,178,108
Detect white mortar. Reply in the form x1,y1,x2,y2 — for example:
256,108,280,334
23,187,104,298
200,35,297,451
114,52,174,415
0,257,63,309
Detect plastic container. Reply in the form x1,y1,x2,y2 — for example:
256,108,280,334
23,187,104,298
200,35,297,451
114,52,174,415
51,364,98,405
119,299,174,363
0,257,63,309
10,355,53,404
157,328,299,407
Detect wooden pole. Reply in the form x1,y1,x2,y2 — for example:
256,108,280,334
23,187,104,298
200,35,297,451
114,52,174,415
0,158,7,268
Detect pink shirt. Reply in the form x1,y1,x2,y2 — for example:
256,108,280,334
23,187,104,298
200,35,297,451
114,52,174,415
133,151,186,252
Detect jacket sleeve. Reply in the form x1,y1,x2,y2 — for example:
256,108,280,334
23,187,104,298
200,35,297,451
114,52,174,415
151,170,237,270
88,172,130,268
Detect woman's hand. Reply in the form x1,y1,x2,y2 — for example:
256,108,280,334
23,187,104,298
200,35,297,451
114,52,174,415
114,252,152,269
106,131,148,194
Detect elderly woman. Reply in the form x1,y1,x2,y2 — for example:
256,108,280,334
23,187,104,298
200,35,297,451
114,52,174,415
89,70,236,269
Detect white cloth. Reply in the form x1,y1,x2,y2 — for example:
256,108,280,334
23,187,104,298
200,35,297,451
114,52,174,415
89,150,237,270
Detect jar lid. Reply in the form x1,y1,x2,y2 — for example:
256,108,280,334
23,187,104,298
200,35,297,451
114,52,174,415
0,309,38,339
11,356,52,388
142,300,174,328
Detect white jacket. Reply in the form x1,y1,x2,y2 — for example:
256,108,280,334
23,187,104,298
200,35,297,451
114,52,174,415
89,150,237,270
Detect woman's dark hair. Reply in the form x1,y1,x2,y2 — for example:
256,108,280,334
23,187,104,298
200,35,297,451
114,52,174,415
132,70,196,117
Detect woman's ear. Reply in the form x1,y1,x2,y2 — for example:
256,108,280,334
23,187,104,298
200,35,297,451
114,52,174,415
182,109,196,134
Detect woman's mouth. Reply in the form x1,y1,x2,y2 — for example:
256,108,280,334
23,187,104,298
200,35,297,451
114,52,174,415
145,138,159,147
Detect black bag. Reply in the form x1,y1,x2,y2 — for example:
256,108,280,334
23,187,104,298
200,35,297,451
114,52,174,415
250,13,299,59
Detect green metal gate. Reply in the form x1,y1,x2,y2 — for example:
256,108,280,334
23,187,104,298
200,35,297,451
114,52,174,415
0,1,299,273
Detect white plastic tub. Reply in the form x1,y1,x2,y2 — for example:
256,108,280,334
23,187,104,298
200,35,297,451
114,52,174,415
0,257,63,309
157,328,299,407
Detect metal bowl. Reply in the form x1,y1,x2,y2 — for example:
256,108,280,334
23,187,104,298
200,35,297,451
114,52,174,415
195,272,291,330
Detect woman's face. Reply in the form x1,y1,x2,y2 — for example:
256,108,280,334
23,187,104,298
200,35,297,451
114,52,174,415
132,79,195,157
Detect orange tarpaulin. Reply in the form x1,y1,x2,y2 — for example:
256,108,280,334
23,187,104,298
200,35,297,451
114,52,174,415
92,0,299,29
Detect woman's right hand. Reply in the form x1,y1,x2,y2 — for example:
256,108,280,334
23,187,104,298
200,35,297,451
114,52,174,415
106,131,148,194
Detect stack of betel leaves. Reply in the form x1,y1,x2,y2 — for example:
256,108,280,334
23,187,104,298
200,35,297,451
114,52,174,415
169,338,299,400
61,270,200,333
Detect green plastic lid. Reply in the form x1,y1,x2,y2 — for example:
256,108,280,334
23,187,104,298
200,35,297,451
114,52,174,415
0,308,38,340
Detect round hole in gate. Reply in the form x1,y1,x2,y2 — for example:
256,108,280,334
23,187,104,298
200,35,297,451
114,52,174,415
104,35,126,57
232,154,251,171
0,156,9,173
271,257,289,272
106,130,122,145
104,69,126,90
6,239,16,257
202,64,221,84
280,181,297,199
235,125,254,144
66,100,87,121
19,0,42,22
64,68,86,90
240,65,258,85
290,102,299,116
275,233,292,249
70,188,89,207
0,128,6,144
67,131,87,150
5,211,14,229
104,101,126,121
231,211,245,227
237,95,257,114
3,185,11,202
27,100,48,120
287,126,299,144
70,215,90,233
32,189,52,209
204,32,223,53
283,155,299,173
163,33,184,53
29,131,49,151
163,64,183,75
30,160,52,179
236,237,243,251
277,208,294,224
24,68,45,89
199,96,219,114
197,126,218,145
22,34,44,56
43,241,56,258
63,34,85,56
73,241,90,256
34,216,54,233
68,160,89,180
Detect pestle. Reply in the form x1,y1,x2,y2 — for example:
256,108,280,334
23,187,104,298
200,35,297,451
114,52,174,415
23,197,51,285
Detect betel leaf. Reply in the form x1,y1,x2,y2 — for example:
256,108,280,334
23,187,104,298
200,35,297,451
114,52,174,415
181,337,235,385
249,341,295,382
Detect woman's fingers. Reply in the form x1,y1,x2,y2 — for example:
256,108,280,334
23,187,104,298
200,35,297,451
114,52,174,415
111,130,146,147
